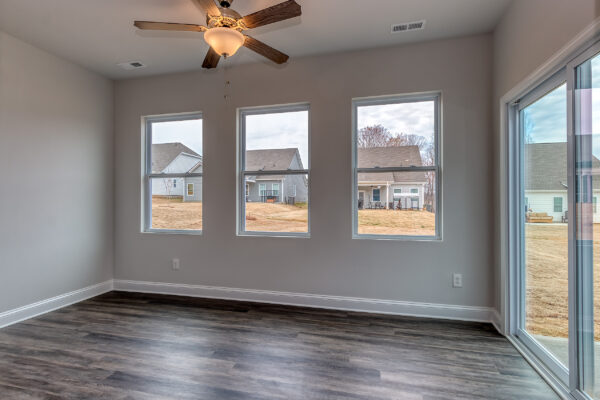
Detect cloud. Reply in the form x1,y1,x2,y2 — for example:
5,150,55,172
357,101,435,143
152,119,203,156
246,111,309,168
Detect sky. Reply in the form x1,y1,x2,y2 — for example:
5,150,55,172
524,55,600,158
357,100,435,141
246,111,309,168
152,119,203,155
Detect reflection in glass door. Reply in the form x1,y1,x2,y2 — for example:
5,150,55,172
574,47,600,400
519,82,570,372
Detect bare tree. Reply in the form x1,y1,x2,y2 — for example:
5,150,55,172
161,178,174,198
357,125,392,148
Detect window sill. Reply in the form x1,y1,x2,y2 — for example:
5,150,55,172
142,229,203,236
352,233,442,242
237,231,310,239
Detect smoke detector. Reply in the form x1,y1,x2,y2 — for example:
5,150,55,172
391,20,426,34
117,61,146,70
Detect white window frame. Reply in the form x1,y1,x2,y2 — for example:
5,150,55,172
187,183,194,196
142,112,203,235
272,182,280,196
259,183,266,196
352,92,442,240
238,103,310,237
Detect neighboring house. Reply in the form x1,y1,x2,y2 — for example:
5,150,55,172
525,142,600,222
245,148,308,203
151,143,203,202
357,146,427,210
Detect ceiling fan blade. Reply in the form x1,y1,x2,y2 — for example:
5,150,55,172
202,47,221,69
192,0,221,18
134,21,207,32
242,0,301,29
243,35,289,64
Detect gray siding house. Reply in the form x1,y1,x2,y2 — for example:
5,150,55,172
151,143,203,202
525,142,600,222
357,146,427,210
245,148,308,204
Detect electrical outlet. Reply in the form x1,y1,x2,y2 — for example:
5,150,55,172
172,258,180,271
453,273,463,288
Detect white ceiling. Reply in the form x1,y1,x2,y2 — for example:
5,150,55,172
0,0,511,79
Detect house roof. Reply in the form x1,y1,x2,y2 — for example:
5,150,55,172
525,142,600,191
357,146,427,183
151,143,201,174
245,148,302,180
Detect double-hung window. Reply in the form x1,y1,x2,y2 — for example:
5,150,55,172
238,104,310,236
352,93,441,239
143,113,203,233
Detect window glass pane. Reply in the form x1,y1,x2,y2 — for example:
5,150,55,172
244,174,308,233
356,101,435,167
151,119,203,173
521,83,569,368
245,110,308,170
148,117,202,231
576,51,600,399
357,171,436,236
150,177,202,230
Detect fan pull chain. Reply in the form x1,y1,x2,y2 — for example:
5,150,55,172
223,56,231,102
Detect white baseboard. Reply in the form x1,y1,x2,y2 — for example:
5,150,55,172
0,280,113,329
113,279,494,323
491,309,503,335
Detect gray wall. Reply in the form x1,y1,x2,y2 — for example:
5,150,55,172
115,34,494,309
0,31,114,313
492,0,600,314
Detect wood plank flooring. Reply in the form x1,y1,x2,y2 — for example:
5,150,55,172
0,292,558,399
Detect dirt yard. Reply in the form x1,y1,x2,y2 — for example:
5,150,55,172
152,197,436,235
525,223,600,340
358,209,436,236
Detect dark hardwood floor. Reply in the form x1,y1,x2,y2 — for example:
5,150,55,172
0,292,557,399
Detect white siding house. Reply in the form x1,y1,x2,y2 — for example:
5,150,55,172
151,143,202,201
525,143,600,223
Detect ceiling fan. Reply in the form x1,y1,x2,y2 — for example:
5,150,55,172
134,0,301,69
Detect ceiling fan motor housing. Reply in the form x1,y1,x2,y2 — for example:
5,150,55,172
219,0,232,8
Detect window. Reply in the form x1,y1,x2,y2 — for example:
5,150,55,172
353,93,440,239
143,113,203,233
239,104,309,236
372,188,381,202
594,197,597,213
553,196,563,212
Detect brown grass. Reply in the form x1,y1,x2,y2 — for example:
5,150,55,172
152,197,436,236
358,209,436,236
525,223,600,340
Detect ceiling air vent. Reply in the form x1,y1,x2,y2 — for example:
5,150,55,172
391,20,426,34
117,61,146,70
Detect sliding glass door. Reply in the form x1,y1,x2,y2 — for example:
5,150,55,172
517,77,570,380
511,39,600,399
574,45,600,399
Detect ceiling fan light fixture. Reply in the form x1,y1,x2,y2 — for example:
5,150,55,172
204,27,244,57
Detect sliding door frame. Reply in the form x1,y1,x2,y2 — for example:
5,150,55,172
508,36,600,400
